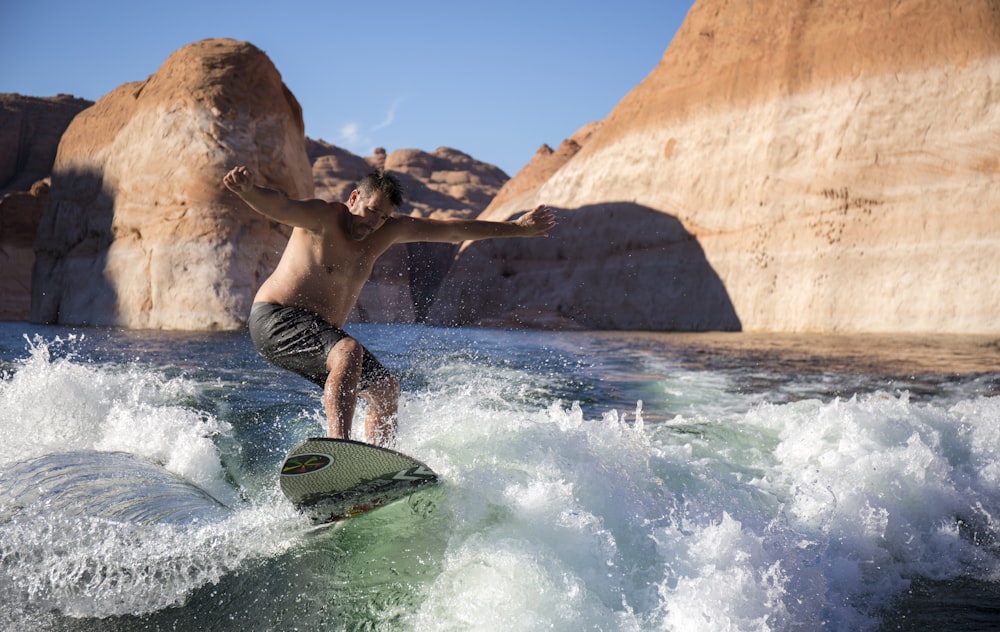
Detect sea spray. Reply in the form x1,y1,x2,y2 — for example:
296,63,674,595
405,398,656,631
0,505,298,619
0,335,235,504
0,335,304,622
647,393,1000,630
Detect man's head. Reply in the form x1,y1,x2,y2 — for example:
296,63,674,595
346,169,404,240
358,169,404,208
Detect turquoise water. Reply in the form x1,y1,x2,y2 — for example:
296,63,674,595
0,322,997,631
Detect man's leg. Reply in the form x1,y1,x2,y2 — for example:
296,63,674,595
324,338,364,439
359,374,400,447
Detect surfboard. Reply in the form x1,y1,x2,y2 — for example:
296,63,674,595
279,437,438,524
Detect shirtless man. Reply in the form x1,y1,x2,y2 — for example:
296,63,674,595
223,165,555,447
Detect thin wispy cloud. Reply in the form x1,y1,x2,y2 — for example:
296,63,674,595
338,122,362,146
336,98,403,152
372,98,403,132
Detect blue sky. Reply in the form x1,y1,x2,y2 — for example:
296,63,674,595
1,1,695,176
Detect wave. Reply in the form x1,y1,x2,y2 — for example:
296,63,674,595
0,329,997,630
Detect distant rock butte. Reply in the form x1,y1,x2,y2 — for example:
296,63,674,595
429,0,1000,334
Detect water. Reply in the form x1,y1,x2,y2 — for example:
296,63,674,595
0,321,998,631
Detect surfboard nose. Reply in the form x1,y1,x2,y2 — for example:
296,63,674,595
279,437,438,524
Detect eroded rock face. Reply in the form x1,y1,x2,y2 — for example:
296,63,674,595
0,94,91,321
0,94,92,196
0,179,49,320
32,38,312,329
430,0,1000,334
385,146,508,219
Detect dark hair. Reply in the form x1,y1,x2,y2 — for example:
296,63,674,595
358,168,404,208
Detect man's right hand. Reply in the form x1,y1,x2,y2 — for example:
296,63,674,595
223,165,254,195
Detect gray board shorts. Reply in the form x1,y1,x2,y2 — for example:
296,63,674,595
248,302,392,390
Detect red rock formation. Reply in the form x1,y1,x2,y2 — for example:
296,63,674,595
0,179,49,320
307,142,507,219
0,94,91,196
385,147,508,218
308,138,374,203
483,122,600,217
431,0,1000,334
593,0,1000,141
0,95,91,320
32,39,312,329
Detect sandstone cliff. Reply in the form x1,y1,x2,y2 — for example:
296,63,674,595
33,39,312,329
0,94,92,320
0,180,49,321
0,94,92,196
430,0,1000,334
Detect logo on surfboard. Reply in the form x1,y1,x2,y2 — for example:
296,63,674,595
282,453,333,475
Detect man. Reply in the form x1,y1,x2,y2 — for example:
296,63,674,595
223,165,555,447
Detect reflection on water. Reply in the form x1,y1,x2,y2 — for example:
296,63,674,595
566,331,999,416
584,330,998,375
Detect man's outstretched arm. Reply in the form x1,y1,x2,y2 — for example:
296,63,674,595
391,205,556,244
223,166,329,231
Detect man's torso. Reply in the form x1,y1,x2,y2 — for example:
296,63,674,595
254,202,398,327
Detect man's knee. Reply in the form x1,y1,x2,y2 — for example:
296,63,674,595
365,373,400,403
326,337,364,373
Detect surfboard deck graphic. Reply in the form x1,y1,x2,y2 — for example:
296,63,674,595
279,437,438,524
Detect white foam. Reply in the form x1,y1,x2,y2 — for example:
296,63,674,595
0,335,235,503
400,357,1000,630
0,336,308,620
0,504,299,619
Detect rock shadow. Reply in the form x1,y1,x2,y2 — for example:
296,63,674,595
30,167,118,326
407,241,457,323
428,202,742,331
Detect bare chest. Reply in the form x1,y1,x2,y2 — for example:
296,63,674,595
317,236,381,282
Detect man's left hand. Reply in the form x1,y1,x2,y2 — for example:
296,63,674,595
515,205,556,237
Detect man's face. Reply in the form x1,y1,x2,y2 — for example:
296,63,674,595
347,190,394,241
